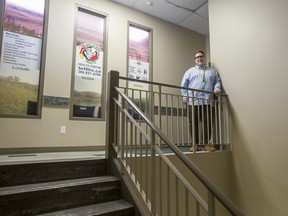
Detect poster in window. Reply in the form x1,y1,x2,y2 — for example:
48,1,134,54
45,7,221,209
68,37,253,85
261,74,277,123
72,7,106,119
0,0,45,115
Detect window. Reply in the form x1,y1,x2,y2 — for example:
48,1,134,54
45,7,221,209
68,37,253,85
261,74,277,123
0,0,48,118
127,22,152,118
70,6,107,120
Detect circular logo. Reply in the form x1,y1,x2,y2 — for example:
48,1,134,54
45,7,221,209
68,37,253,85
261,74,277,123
79,43,101,63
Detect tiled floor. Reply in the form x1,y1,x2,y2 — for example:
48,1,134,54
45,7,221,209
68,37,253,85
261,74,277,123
0,151,106,165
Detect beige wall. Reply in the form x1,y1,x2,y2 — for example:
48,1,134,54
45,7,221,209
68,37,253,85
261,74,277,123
0,0,205,150
1,0,286,214
209,0,288,215
125,152,233,216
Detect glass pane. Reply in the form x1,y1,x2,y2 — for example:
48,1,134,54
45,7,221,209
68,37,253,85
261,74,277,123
71,7,106,119
128,24,152,118
0,0,46,117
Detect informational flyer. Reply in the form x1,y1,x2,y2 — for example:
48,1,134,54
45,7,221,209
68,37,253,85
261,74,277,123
128,58,149,88
1,31,41,71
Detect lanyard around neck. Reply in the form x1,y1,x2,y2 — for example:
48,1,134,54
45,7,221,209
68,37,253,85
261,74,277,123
196,66,206,82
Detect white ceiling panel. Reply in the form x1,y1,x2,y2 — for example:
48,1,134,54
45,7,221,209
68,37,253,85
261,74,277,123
195,2,209,19
196,3,209,20
133,0,191,24
167,0,207,11
112,0,137,7
111,0,209,35
179,13,209,35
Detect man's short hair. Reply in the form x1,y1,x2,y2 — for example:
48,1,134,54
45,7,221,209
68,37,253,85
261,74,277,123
194,50,205,56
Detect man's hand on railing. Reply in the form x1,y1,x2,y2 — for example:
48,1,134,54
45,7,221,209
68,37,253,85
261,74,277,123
214,90,221,97
183,97,188,104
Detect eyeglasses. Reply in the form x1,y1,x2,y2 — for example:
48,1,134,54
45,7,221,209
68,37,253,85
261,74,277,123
195,55,204,59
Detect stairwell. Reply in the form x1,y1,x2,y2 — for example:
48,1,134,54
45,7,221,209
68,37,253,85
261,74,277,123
0,157,135,216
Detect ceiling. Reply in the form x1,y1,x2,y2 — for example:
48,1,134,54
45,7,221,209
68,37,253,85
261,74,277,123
111,0,209,35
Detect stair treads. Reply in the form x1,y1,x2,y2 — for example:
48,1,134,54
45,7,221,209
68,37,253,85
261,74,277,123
0,158,108,187
37,199,134,216
0,176,119,196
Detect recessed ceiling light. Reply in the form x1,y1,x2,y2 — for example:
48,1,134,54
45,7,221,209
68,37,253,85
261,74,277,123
146,1,153,6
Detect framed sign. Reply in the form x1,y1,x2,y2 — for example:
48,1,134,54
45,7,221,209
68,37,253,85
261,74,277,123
70,5,107,120
0,0,48,117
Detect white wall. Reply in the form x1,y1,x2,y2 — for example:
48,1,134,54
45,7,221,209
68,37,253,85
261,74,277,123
209,0,288,215
0,0,205,151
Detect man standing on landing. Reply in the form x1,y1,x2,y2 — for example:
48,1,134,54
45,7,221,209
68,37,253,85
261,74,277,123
181,50,221,152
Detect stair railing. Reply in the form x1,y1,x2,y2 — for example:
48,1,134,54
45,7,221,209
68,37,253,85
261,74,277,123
106,70,243,216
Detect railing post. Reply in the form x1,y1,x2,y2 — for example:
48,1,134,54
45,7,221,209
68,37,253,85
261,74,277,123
106,70,119,174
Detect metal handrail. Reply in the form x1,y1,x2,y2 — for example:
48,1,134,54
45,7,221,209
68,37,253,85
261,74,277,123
106,70,243,216
115,86,243,216
119,75,228,96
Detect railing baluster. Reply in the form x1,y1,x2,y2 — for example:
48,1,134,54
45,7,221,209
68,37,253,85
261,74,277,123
159,85,162,148
218,95,223,148
201,101,205,145
120,96,125,170
139,131,143,191
151,132,156,215
134,122,137,179
224,96,231,148
167,166,170,216
208,191,216,216
170,94,174,143
180,94,185,146
215,99,219,145
165,93,168,142
159,157,162,216
145,132,149,204
185,189,189,216
195,200,200,216
176,95,180,146
175,176,179,216
186,97,191,147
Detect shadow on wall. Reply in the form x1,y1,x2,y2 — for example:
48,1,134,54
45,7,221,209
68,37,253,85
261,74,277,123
27,100,37,115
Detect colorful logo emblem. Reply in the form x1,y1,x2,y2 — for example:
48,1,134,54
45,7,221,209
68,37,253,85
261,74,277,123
79,43,101,63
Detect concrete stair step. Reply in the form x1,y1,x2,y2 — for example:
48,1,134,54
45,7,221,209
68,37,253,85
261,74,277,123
0,158,107,187
37,199,134,216
0,176,121,216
